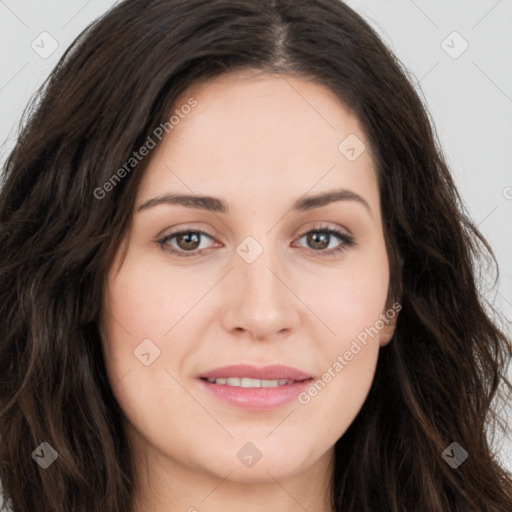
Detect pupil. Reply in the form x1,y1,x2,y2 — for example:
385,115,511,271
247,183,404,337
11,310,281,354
179,232,200,250
308,232,328,250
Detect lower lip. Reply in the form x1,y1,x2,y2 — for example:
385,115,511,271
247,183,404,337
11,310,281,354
197,378,313,411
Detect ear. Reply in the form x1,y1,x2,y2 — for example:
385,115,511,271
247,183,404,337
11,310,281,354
379,311,399,347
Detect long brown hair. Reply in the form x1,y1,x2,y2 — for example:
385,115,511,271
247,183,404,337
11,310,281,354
1,1,511,510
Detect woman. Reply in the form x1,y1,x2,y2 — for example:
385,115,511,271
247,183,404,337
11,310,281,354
0,0,511,510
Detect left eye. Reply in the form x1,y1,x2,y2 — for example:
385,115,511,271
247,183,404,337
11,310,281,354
157,225,355,258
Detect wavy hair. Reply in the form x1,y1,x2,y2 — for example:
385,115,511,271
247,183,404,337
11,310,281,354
1,0,511,510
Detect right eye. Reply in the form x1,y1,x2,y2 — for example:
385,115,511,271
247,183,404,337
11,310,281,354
157,229,218,258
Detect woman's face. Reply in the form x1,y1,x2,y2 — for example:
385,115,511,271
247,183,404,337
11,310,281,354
100,69,396,487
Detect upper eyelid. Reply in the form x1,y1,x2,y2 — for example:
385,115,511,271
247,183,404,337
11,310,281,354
159,223,349,240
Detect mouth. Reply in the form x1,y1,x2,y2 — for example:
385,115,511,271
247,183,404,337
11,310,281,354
199,363,312,381
197,364,314,410
200,377,306,387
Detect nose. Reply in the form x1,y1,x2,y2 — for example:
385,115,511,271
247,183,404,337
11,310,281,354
220,243,301,342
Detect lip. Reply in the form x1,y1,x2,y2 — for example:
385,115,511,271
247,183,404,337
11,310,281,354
197,364,313,411
199,364,312,381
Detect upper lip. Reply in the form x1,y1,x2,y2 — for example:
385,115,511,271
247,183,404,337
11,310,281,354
199,364,312,381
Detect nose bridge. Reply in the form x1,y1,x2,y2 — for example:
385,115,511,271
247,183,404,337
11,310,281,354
222,230,299,338
237,232,284,306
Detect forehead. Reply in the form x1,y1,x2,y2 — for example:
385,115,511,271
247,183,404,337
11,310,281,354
168,68,366,152
138,69,379,216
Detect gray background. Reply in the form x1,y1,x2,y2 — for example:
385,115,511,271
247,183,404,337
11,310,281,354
0,0,511,501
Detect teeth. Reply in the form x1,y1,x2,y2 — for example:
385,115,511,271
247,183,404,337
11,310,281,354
205,377,295,387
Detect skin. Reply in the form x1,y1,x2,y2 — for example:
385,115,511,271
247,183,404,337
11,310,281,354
100,68,398,512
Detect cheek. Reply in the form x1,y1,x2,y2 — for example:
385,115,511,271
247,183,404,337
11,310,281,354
307,239,390,343
100,264,195,455
299,282,384,441
297,239,388,430
99,256,185,410
104,253,197,340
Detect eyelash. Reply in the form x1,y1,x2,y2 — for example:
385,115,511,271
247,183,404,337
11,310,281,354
156,225,356,259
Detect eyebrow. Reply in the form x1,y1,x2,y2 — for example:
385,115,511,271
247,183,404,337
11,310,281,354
136,188,371,215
